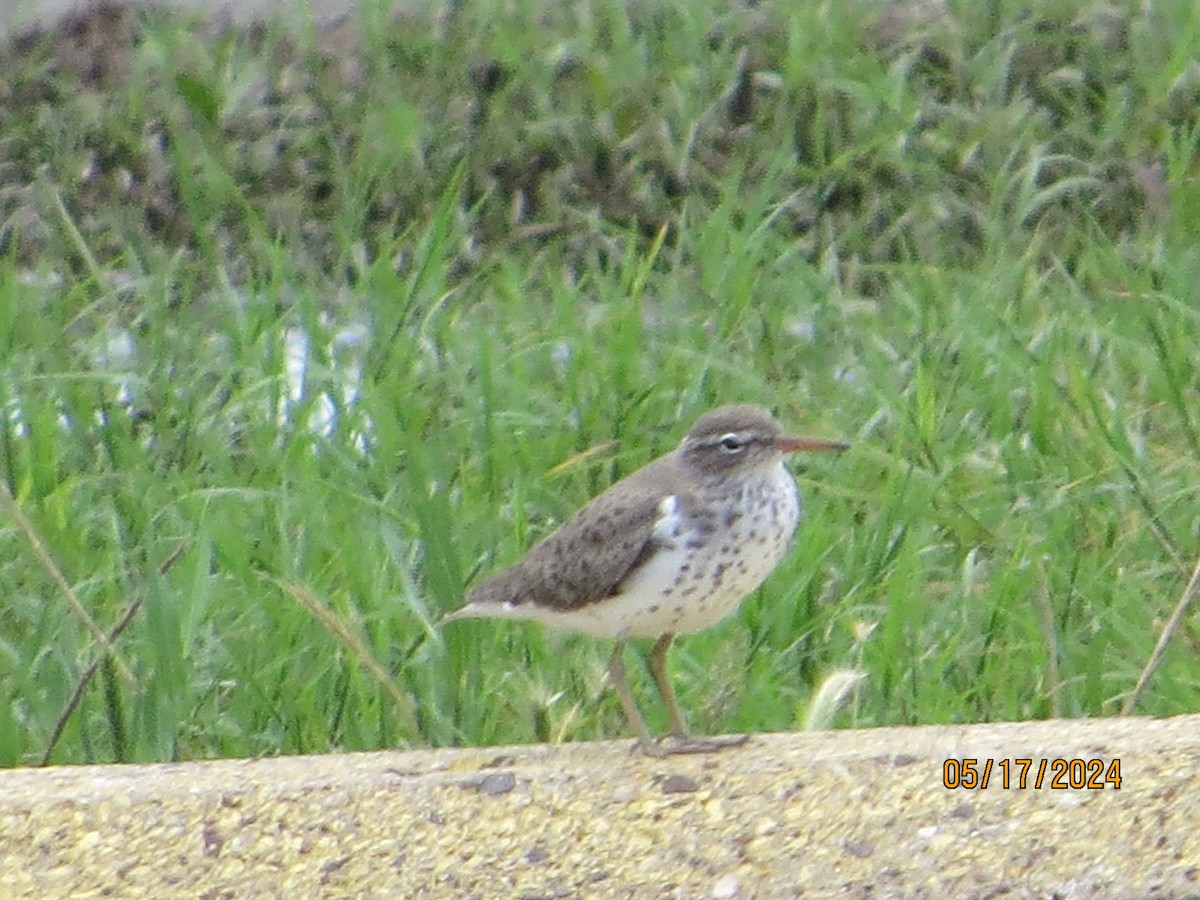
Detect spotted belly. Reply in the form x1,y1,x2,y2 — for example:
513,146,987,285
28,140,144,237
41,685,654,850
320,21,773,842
455,465,803,639
534,472,801,638
596,543,790,637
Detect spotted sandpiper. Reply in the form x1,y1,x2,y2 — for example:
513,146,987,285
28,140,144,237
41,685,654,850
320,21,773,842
445,404,848,756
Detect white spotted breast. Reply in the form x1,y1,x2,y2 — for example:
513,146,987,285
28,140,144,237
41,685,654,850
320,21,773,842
528,462,802,638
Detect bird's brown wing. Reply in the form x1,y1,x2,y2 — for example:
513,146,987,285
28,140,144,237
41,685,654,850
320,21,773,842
465,456,697,611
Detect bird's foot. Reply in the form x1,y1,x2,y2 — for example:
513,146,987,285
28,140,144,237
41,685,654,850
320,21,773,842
635,732,750,757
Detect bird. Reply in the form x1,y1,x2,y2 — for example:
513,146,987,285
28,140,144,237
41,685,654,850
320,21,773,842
444,404,848,756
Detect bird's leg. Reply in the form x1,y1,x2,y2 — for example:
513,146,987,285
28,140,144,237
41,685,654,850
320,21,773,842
648,633,749,755
607,639,661,756
648,633,689,737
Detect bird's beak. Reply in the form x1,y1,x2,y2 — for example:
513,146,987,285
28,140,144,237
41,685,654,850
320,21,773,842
774,435,850,453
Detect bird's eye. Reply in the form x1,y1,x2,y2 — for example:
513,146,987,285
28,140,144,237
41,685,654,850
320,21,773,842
718,433,745,452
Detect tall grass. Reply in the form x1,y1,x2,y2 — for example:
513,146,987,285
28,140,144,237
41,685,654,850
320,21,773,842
0,0,1196,766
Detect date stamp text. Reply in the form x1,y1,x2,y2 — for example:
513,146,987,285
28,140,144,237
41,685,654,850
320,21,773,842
943,757,1122,790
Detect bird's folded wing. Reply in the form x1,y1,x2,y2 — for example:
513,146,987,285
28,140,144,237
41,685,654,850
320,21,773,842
465,457,701,612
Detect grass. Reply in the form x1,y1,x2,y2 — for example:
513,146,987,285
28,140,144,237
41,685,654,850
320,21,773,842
0,0,1198,767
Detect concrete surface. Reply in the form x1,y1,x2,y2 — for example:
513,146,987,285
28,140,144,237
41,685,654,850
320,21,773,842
1,715,1197,897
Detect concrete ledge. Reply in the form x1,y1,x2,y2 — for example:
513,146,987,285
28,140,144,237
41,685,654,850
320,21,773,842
1,715,1197,897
